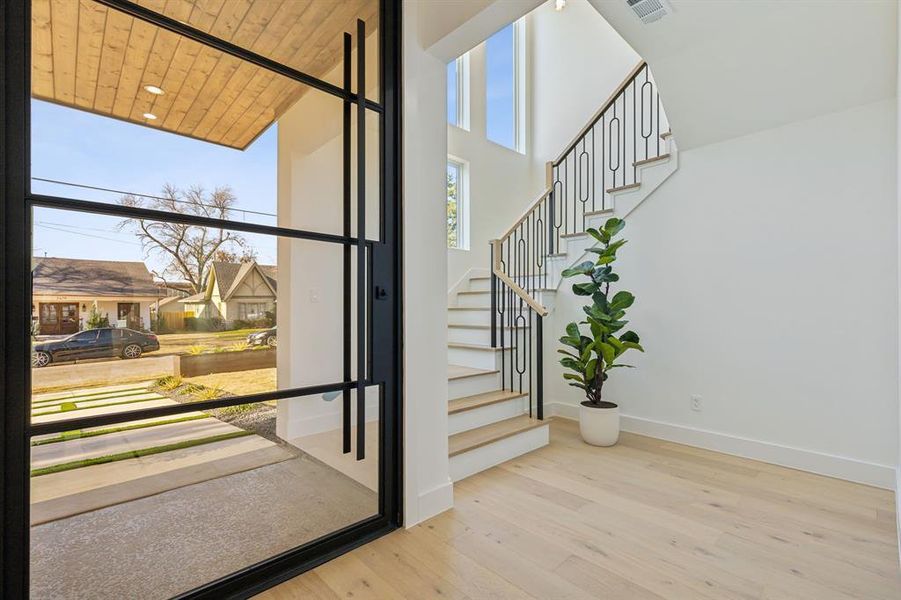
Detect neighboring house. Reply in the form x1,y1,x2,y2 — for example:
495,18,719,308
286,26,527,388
182,261,277,327
31,257,159,335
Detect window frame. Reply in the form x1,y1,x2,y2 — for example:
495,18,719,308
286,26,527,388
446,157,469,251
485,18,526,153
447,54,470,130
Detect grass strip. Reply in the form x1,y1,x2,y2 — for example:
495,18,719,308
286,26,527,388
31,386,149,404
30,430,252,477
31,388,152,407
30,414,211,446
31,395,166,417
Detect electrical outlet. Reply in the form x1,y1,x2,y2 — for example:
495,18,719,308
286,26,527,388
690,395,702,412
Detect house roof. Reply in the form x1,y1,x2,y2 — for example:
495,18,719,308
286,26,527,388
32,257,159,298
210,261,277,301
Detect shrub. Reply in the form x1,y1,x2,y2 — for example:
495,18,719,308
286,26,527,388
85,305,110,329
184,317,224,332
229,341,250,352
192,386,223,401
185,345,208,355
217,403,256,416
155,375,183,391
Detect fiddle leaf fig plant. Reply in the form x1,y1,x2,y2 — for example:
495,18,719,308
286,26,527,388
558,217,643,406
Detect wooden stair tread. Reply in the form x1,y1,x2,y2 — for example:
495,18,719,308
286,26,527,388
448,324,528,330
449,415,549,457
660,130,673,139
633,153,670,167
447,364,497,381
606,182,641,194
585,208,614,217
561,231,588,239
448,307,526,311
448,342,504,351
448,389,527,415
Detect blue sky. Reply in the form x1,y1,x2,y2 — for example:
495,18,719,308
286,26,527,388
485,24,515,148
447,24,515,148
31,100,279,273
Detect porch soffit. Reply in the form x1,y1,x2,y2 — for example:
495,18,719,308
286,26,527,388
31,0,378,150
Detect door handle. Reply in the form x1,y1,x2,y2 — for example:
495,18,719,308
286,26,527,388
374,286,388,301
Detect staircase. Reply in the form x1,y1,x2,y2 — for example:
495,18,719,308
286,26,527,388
445,61,676,481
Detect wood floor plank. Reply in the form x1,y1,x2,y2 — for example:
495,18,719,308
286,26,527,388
258,421,900,600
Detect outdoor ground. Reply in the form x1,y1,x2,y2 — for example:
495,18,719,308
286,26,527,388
29,380,377,599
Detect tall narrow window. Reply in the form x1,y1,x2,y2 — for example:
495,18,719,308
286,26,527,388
447,55,469,129
486,20,524,152
447,159,467,249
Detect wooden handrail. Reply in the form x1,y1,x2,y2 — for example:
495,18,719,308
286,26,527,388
551,60,647,165
497,187,552,243
491,239,549,316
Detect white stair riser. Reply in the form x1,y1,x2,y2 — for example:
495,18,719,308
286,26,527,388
448,397,529,435
448,346,506,370
449,424,550,482
456,293,492,308
468,278,491,292
448,327,495,345
447,309,492,326
448,371,501,400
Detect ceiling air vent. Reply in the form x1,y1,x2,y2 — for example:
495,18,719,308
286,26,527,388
627,0,673,24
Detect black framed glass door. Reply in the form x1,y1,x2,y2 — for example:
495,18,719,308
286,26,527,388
1,1,402,597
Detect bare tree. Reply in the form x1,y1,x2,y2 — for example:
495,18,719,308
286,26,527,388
118,184,247,293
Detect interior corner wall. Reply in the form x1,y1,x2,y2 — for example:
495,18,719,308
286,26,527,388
547,99,900,488
528,0,639,165
447,40,536,288
896,0,901,557
447,0,640,289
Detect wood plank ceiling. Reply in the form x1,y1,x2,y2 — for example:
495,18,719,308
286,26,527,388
31,0,379,149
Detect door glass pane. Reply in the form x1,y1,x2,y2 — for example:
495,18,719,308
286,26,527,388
31,208,368,424
30,388,380,598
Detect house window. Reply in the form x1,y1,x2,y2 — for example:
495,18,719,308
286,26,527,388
447,158,468,250
447,55,469,129
486,20,525,152
239,302,268,321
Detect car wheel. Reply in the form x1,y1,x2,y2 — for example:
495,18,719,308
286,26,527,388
267,336,277,348
32,351,51,368
123,344,143,359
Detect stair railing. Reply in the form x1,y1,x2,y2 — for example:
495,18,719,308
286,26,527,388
488,60,669,422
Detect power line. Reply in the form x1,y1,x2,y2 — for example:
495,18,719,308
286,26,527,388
35,223,142,246
31,177,278,219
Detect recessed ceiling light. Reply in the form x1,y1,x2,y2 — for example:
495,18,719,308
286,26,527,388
143,113,158,120
144,85,165,95
555,0,566,10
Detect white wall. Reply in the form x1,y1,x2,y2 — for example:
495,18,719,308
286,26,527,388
547,99,900,488
896,0,901,556
403,0,454,525
529,0,639,166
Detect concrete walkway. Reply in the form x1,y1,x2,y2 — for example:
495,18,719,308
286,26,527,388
30,383,293,524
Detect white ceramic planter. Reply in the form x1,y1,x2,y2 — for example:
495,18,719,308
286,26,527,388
579,401,620,446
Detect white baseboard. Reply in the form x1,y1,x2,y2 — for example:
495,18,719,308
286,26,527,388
406,479,454,528
895,466,901,566
545,401,895,490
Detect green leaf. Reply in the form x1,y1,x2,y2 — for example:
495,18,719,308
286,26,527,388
610,291,635,311
568,382,588,390
604,217,625,237
597,342,616,365
620,330,640,344
586,227,609,244
557,349,580,359
566,322,581,339
585,358,598,381
607,364,635,369
561,261,595,278
621,342,644,352
563,373,584,383
573,282,599,296
560,357,584,372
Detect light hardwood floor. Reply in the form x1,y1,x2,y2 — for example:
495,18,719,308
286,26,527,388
257,419,901,600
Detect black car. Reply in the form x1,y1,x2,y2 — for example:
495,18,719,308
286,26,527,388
247,327,276,348
32,327,160,368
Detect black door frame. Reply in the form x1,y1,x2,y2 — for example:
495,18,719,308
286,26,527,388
0,0,403,597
